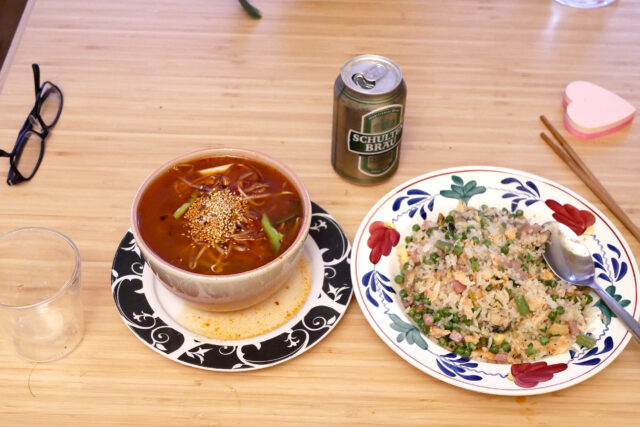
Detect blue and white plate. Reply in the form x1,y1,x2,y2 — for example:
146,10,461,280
111,201,352,371
351,166,638,395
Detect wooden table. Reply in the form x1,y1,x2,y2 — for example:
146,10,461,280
1,0,639,424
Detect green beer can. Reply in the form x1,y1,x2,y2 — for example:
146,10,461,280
331,54,406,184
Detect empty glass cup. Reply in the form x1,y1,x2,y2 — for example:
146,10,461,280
0,228,84,362
554,0,617,8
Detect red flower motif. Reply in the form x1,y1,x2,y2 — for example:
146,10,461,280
367,221,400,264
511,362,568,388
545,200,596,236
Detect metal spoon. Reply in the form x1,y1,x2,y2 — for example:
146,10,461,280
543,221,640,342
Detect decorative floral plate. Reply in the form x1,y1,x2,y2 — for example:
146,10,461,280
351,166,638,395
111,201,352,371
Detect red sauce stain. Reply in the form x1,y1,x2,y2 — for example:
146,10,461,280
275,301,280,305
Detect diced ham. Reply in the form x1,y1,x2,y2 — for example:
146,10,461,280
422,313,434,326
449,330,463,343
519,223,531,237
494,353,508,363
410,248,421,263
568,320,579,335
531,224,542,233
451,280,467,294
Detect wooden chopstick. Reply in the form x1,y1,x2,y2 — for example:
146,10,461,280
540,115,640,242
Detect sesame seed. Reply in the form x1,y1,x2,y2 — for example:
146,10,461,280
183,189,249,246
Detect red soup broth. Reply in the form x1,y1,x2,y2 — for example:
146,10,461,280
136,156,303,275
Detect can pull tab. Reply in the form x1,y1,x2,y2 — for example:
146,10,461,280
352,63,388,90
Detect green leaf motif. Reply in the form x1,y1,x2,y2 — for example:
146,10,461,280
595,285,631,325
388,314,429,350
440,176,486,205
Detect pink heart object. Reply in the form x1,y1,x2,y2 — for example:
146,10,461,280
563,81,636,139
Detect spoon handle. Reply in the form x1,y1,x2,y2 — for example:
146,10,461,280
591,282,640,342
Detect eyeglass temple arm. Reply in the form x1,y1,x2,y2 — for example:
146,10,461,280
0,149,10,157
32,64,40,95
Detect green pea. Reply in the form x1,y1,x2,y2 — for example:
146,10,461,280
482,239,491,247
515,209,524,217
430,253,440,263
467,342,476,351
472,236,479,245
439,337,447,347
451,315,459,323
413,313,422,323
408,308,416,317
452,244,464,256
405,236,412,244
433,312,442,322
412,224,420,232
549,311,557,321
551,294,558,301
539,336,550,345
445,215,454,223
395,275,404,284
399,289,408,298
501,342,511,352
454,346,465,355
485,285,492,291
444,321,454,330
481,204,488,210
585,294,593,304
489,344,499,354
501,245,509,255
556,306,565,314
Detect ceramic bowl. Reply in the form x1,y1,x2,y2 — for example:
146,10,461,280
130,147,311,312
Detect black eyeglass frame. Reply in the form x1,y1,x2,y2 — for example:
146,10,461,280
0,64,63,185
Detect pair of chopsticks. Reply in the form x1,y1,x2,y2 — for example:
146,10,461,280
540,115,640,242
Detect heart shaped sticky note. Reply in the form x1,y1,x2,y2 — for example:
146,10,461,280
563,81,636,139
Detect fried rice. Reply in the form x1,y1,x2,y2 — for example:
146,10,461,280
396,203,597,364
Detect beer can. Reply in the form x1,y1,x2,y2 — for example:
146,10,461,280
331,54,406,184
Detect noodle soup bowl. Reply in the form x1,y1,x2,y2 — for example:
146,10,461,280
131,148,312,312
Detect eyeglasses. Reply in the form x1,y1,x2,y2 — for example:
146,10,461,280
0,64,63,185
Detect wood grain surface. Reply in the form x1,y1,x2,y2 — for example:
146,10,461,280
0,0,639,425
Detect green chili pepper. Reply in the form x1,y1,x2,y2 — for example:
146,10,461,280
435,240,453,252
525,343,540,356
469,257,480,272
261,214,283,253
576,334,597,349
172,191,199,219
514,295,530,315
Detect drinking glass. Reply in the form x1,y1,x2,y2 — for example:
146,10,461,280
554,0,617,8
0,228,84,362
